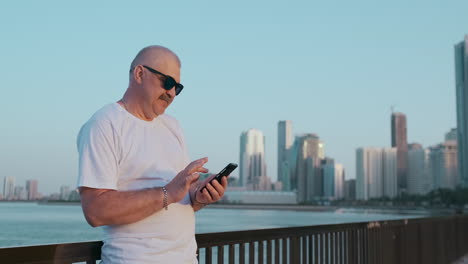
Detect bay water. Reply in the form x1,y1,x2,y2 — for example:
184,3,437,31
0,202,429,248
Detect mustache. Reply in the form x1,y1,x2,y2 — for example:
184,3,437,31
159,94,173,104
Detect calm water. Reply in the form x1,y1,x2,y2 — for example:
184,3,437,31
0,202,430,248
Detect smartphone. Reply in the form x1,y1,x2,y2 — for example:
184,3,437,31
200,163,238,192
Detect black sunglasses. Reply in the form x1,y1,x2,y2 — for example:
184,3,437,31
141,65,184,95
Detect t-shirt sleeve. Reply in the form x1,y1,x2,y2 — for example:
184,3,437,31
76,119,119,190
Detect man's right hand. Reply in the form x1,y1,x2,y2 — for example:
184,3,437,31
165,157,209,204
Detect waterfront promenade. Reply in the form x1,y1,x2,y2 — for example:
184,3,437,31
1,214,467,264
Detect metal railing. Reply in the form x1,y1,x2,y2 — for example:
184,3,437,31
1,215,467,264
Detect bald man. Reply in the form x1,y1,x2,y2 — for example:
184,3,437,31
77,46,229,263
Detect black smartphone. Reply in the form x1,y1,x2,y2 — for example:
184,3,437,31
200,163,238,192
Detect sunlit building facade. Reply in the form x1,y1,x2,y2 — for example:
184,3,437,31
3,177,15,200
407,144,432,195
295,134,324,202
356,147,397,200
429,141,459,189
239,129,267,190
26,180,38,200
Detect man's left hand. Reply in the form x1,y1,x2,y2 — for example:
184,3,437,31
192,174,228,205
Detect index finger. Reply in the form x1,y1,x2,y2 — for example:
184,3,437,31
187,157,208,174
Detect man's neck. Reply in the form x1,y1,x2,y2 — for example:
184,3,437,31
119,98,157,121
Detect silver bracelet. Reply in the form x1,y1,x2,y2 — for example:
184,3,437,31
162,186,168,210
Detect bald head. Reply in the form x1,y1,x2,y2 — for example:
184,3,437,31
130,45,181,74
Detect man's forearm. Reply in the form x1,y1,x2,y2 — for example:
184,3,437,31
80,187,168,227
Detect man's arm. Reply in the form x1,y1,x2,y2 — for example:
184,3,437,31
80,187,166,227
80,158,208,227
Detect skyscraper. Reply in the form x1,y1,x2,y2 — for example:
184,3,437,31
295,134,324,202
14,186,26,200
334,164,345,199
322,158,335,198
277,121,293,191
344,179,356,200
356,147,397,200
445,128,457,142
26,180,38,200
60,185,71,200
3,177,15,200
391,112,408,192
428,141,459,189
407,143,432,195
455,35,468,186
322,160,345,199
239,129,267,190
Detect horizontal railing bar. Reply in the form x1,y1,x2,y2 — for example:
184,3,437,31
0,241,103,264
196,215,458,247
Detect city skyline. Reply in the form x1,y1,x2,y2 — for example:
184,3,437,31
1,2,466,195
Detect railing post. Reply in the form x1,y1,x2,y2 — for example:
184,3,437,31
282,238,288,264
266,240,272,264
275,239,280,264
258,240,264,264
229,244,235,264
249,241,255,263
302,235,307,264
218,245,224,264
205,247,212,264
239,242,245,264
314,233,319,263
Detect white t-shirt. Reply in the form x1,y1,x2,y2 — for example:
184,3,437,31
77,103,197,264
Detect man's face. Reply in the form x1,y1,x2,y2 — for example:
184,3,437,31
140,59,181,116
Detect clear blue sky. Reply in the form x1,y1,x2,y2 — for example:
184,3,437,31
0,0,466,195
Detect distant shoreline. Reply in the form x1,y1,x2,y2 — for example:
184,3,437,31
0,201,462,215
209,204,336,212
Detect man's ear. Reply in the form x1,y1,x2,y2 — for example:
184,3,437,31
132,65,144,84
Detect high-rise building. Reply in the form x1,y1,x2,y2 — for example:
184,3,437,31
295,134,324,202
445,128,457,142
322,158,335,198
288,136,300,190
391,112,408,192
344,179,356,200
239,129,267,190
258,176,273,191
407,144,432,195
14,186,27,200
428,141,459,189
322,160,345,199
277,121,293,191
3,177,15,200
356,147,397,200
26,180,38,200
334,164,345,199
60,185,71,200
455,35,468,187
